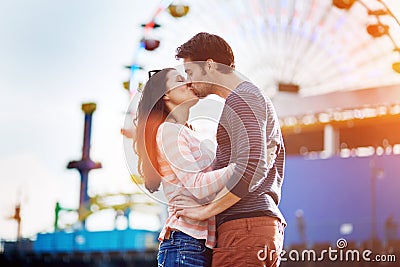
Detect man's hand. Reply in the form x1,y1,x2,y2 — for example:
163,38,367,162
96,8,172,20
173,188,241,221
171,195,210,221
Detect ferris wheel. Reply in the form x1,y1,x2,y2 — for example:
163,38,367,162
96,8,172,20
126,0,400,98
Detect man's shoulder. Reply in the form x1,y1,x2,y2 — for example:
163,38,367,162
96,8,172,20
233,81,261,93
227,81,266,100
224,81,267,109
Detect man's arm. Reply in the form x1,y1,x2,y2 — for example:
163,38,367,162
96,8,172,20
174,187,240,221
222,90,267,197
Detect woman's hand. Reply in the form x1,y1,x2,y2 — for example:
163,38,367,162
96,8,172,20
171,195,211,221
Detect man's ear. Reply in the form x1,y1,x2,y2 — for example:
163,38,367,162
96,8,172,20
206,59,216,71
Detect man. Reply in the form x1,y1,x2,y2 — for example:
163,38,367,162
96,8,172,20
174,32,286,267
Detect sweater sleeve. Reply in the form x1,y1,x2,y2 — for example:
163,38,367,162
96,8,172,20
157,123,235,199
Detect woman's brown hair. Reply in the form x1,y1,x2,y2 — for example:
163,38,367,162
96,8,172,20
134,68,174,192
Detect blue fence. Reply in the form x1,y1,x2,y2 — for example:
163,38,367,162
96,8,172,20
34,229,159,253
280,154,400,247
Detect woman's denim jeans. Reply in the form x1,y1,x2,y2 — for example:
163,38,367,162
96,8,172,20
157,230,212,267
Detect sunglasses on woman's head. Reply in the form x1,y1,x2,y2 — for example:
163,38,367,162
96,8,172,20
148,69,162,79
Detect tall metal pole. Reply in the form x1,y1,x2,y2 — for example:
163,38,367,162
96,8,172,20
13,203,21,241
67,103,102,228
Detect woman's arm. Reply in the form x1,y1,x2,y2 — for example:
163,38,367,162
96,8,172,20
158,123,235,199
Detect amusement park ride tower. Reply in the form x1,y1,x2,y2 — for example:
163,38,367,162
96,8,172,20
67,103,102,228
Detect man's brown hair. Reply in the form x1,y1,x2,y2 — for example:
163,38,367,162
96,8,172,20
176,32,235,73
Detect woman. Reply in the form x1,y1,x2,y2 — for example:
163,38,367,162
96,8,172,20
134,68,235,267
